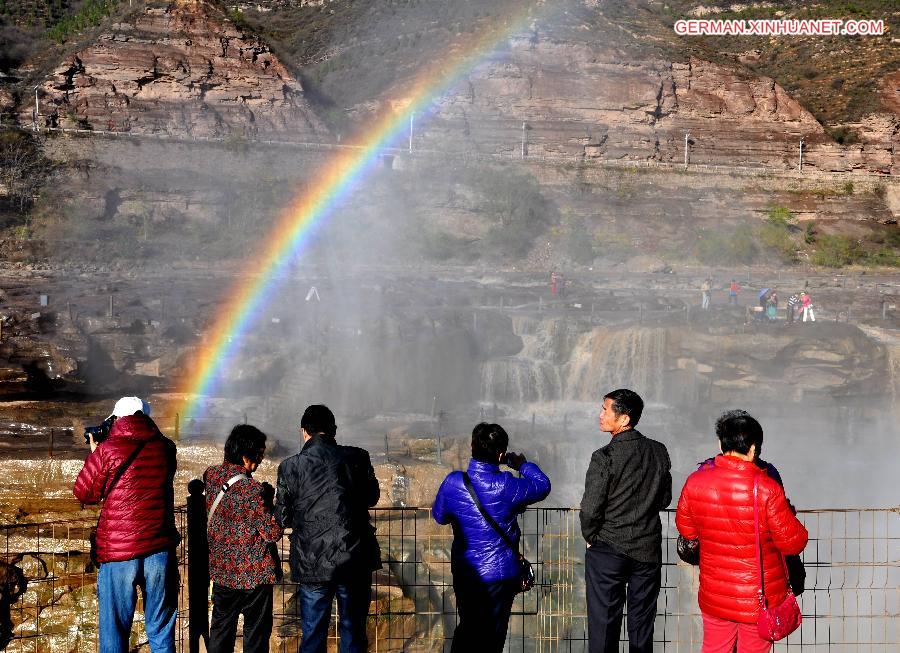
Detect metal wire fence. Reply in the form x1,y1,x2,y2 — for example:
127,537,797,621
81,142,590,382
0,507,897,652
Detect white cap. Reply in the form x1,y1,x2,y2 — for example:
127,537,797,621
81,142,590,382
109,396,150,419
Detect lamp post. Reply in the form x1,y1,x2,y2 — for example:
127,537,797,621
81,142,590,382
32,86,40,131
521,121,527,159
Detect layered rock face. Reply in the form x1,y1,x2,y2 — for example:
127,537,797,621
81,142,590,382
30,0,327,140
420,37,897,174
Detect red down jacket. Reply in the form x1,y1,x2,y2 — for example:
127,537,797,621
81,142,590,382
675,455,808,623
74,414,178,563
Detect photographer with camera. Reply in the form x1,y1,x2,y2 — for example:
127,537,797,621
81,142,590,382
432,423,550,653
74,397,179,653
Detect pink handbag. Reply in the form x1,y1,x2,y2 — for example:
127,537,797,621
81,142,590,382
753,477,802,641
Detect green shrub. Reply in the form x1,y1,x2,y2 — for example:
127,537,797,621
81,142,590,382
758,222,796,263
766,205,792,227
826,126,859,145
227,8,248,30
804,222,817,244
48,0,119,43
863,247,900,267
811,234,864,267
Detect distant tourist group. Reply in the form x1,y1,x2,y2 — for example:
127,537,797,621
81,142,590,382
700,277,817,323
75,391,808,653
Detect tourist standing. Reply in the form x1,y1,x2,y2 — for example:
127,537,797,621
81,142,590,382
433,423,550,653
580,389,672,653
801,292,816,322
676,410,808,652
729,279,740,305
74,397,178,653
787,293,800,325
275,405,380,653
701,278,712,310
204,424,282,653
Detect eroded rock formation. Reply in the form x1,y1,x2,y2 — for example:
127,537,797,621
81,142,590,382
30,0,327,140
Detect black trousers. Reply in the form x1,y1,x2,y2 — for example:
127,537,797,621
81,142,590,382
585,541,661,653
450,575,519,653
208,583,273,653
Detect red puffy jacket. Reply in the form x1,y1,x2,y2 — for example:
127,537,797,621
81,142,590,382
74,414,178,563
675,455,808,623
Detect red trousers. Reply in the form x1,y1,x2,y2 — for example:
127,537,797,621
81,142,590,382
701,613,772,653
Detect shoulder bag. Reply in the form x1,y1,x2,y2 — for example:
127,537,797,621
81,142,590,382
462,472,535,593
753,476,802,641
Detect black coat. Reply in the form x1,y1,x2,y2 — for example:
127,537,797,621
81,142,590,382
579,429,672,564
274,435,381,583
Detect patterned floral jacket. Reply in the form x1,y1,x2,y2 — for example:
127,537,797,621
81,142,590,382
204,462,283,589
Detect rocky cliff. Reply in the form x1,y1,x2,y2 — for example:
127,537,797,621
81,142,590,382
419,38,897,174
27,0,327,140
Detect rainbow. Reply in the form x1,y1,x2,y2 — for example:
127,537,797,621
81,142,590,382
178,7,537,424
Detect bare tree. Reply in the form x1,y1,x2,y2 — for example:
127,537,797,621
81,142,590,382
0,130,50,213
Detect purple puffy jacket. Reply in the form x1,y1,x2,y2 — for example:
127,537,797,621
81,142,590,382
432,459,550,582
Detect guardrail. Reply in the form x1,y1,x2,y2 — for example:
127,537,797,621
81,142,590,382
17,124,899,183
0,506,897,652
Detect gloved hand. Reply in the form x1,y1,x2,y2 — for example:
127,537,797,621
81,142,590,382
261,481,275,509
504,451,527,471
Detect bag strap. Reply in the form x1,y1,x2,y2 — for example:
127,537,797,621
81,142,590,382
100,437,151,501
754,475,792,607
462,472,521,556
208,473,249,524
753,475,765,605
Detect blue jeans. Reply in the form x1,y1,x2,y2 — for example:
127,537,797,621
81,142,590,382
97,549,177,653
297,576,371,653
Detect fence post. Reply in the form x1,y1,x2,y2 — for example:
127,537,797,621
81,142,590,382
187,479,209,653
48,428,54,459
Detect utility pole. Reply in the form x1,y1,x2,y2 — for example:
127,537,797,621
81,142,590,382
521,121,527,159
798,137,804,173
409,111,414,154
684,132,690,167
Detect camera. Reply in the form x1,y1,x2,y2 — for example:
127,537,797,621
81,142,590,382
83,416,115,445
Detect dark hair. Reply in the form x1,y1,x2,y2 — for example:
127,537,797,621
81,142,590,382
603,388,644,427
301,404,337,438
715,410,764,455
224,424,267,465
471,422,509,463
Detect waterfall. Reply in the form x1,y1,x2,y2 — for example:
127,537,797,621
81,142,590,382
480,317,577,404
564,327,667,403
481,321,667,405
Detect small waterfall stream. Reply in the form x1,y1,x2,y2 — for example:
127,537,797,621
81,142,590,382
480,317,668,405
